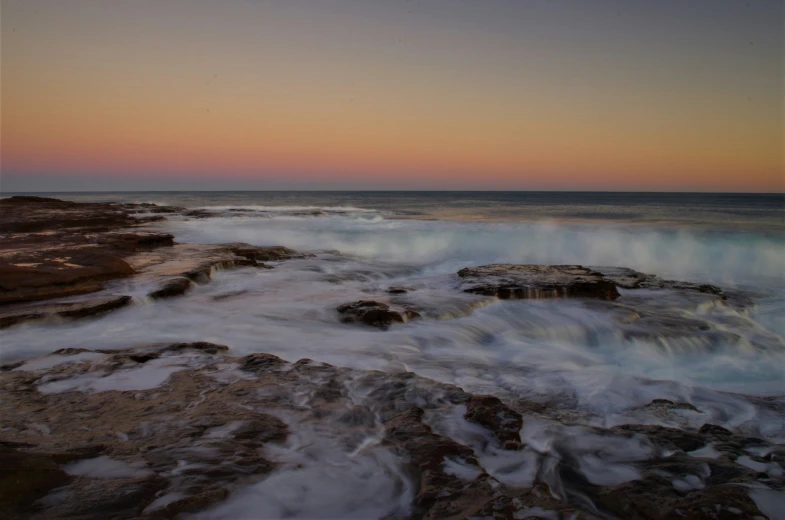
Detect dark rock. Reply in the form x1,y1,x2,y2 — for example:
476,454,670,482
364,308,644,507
226,244,299,262
387,286,409,294
239,353,287,372
383,407,477,470
591,266,661,289
0,197,182,307
417,471,495,520
148,277,193,299
0,447,72,517
644,398,701,413
699,424,733,438
157,487,230,517
664,485,768,518
337,300,421,329
232,416,289,444
336,405,377,428
0,252,134,305
182,265,214,283
464,395,523,449
51,347,93,355
128,354,160,364
612,424,705,453
182,209,213,219
593,477,767,519
97,232,175,250
37,474,168,518
457,264,620,300
0,295,132,329
164,342,230,355
0,196,138,233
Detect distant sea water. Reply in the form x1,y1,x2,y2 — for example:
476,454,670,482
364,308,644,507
14,190,785,229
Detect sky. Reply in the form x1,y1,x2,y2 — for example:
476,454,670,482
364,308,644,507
1,0,783,192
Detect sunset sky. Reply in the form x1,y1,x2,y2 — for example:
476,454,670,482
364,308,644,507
2,0,783,192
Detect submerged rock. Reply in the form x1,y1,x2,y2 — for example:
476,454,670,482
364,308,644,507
0,295,132,329
0,447,72,518
147,277,193,299
337,300,421,328
464,395,524,450
457,264,620,300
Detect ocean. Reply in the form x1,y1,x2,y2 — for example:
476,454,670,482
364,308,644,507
2,191,784,517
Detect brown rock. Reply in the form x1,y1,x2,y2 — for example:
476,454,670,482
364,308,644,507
226,244,300,262
147,277,193,299
612,424,706,453
383,407,477,471
643,398,701,413
457,264,620,300
699,424,733,438
97,232,175,251
0,253,134,304
0,295,132,329
239,353,287,373
0,447,72,518
34,474,168,519
0,197,184,307
337,300,421,329
595,478,767,520
464,395,524,450
156,487,229,517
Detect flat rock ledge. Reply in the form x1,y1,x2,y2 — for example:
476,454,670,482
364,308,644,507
1,343,781,519
0,196,306,325
0,296,133,329
458,264,621,300
144,244,303,299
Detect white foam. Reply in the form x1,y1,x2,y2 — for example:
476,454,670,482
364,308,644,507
194,417,413,520
143,492,187,513
14,352,106,372
687,445,722,459
194,205,380,214
442,458,482,481
513,507,560,520
736,455,769,473
749,488,785,520
37,357,190,394
672,474,705,491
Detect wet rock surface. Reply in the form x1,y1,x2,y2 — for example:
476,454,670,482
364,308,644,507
0,295,133,329
1,343,781,519
0,197,174,305
458,264,621,300
464,395,524,450
0,197,303,327
337,300,421,328
447,263,780,356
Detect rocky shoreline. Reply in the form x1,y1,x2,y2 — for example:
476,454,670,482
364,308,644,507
1,196,783,519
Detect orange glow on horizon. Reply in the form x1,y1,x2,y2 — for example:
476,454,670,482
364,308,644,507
2,1,782,192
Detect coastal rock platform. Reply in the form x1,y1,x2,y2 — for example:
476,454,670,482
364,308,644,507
1,344,782,519
2,196,783,519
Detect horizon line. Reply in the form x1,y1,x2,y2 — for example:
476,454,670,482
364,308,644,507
2,189,783,196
